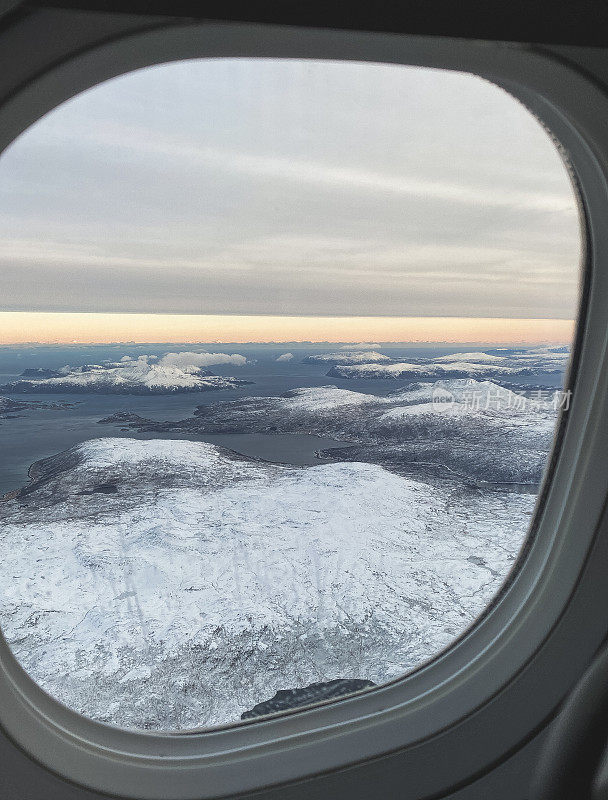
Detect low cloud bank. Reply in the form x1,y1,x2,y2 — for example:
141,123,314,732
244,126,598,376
118,351,248,369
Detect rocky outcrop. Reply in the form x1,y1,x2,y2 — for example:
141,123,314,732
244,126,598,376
241,678,376,719
20,368,63,379
0,396,74,420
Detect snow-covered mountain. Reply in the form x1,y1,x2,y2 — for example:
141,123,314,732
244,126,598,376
340,343,381,350
0,437,533,730
325,346,569,380
104,379,562,485
0,353,252,395
302,351,390,365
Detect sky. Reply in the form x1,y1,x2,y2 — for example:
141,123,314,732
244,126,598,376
0,313,574,345
0,58,582,344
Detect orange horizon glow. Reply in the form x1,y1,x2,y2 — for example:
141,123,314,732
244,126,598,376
0,312,575,346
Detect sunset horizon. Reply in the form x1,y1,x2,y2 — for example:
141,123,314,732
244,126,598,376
0,312,575,346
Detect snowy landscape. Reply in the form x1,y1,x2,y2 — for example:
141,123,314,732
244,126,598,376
0,352,252,394
0,343,569,729
325,347,568,380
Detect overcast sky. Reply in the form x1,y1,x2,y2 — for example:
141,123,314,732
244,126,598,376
0,57,581,323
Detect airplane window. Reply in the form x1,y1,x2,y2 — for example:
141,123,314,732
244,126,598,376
0,58,581,731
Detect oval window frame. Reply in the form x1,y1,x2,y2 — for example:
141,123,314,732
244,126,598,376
0,18,607,800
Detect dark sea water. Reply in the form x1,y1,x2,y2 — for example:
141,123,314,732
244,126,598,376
0,343,566,497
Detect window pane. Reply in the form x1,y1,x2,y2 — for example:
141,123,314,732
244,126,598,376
0,58,581,730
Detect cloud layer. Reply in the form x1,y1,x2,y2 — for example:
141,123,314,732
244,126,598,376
0,59,581,322
158,351,247,369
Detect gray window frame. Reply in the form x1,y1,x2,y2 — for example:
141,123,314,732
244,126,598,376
0,14,606,800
